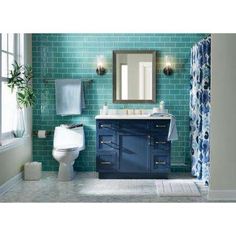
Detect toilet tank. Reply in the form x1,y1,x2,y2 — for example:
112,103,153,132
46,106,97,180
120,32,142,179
53,126,85,150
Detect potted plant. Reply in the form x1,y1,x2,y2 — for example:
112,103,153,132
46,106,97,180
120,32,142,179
8,61,35,137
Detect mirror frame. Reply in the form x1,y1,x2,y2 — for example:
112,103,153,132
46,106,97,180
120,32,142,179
112,50,156,103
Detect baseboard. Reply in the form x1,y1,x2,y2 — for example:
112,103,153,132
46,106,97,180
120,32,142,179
0,172,23,196
208,189,236,201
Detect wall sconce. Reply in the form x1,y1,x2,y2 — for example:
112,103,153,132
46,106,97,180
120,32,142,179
163,56,173,76
96,55,106,75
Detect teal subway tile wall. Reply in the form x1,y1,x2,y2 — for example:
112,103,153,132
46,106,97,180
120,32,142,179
32,33,206,172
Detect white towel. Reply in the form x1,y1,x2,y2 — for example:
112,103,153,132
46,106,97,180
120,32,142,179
168,115,178,141
55,79,85,116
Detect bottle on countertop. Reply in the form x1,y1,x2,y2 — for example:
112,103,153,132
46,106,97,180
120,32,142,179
160,101,165,111
103,102,108,115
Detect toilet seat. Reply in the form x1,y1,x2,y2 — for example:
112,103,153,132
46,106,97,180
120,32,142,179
54,147,78,152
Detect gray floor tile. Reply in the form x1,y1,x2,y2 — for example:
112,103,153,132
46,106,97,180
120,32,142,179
0,172,209,202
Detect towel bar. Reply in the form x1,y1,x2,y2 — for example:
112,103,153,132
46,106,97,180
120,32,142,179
43,78,93,84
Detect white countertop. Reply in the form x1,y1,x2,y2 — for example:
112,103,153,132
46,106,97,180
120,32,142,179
95,114,171,120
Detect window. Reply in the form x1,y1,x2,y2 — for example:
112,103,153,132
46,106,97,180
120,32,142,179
0,34,24,145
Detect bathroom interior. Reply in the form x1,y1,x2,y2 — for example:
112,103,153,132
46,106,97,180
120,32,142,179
0,32,234,203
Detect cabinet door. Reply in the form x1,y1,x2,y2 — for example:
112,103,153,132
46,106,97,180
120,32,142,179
119,134,149,173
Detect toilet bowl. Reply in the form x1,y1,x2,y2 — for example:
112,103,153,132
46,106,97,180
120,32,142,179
52,125,85,181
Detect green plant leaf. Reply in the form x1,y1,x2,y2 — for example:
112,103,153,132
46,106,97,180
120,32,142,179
7,61,35,108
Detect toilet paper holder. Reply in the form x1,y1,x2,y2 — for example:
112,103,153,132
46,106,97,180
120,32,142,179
32,130,52,137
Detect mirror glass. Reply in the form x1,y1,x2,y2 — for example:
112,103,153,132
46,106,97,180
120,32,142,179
113,50,156,103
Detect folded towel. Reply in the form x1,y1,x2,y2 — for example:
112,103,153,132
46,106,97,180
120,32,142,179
55,79,85,116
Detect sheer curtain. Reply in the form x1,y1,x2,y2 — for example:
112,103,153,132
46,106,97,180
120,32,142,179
190,36,211,185
1,81,17,140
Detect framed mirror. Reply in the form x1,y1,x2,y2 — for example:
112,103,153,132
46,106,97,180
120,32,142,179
113,50,156,103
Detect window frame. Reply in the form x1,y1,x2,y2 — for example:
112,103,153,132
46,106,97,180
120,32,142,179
0,34,24,145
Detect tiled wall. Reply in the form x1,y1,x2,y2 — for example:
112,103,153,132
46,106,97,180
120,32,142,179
32,33,205,172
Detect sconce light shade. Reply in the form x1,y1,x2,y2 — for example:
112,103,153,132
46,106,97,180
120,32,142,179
163,56,173,76
163,66,173,76
96,55,106,75
96,67,106,75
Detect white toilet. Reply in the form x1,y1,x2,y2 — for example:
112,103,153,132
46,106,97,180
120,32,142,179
52,125,85,181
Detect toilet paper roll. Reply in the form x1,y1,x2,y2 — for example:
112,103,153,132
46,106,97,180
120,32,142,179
38,130,46,138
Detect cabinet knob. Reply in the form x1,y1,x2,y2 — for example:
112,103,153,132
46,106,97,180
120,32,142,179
155,141,167,144
100,124,112,128
155,125,166,128
155,161,166,165
100,140,112,144
100,161,111,165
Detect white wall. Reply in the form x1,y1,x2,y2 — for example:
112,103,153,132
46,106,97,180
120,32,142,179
0,138,32,186
0,34,32,186
208,34,236,200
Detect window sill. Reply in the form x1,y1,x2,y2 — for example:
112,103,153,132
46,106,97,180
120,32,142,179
0,135,30,153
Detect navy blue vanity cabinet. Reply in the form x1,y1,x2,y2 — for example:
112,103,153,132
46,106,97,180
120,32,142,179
96,119,171,179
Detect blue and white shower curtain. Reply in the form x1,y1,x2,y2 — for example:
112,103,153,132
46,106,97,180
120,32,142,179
190,36,211,185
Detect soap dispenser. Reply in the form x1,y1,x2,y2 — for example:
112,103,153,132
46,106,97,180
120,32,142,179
160,101,165,112
103,102,108,115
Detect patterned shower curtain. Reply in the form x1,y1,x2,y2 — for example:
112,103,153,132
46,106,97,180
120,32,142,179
190,36,211,185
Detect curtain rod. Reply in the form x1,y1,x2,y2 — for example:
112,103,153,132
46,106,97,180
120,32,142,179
43,78,93,84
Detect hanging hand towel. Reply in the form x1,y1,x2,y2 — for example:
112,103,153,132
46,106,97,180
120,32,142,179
167,115,178,141
55,79,85,116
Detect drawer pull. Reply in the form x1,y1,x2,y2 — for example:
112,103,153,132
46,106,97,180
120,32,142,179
100,140,112,144
100,161,111,165
155,161,166,165
155,141,167,144
100,124,112,128
155,125,166,128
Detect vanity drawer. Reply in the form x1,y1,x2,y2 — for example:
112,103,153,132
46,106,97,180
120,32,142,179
152,154,170,172
97,120,118,134
150,120,170,138
97,134,117,151
97,152,118,172
119,120,148,135
151,138,171,154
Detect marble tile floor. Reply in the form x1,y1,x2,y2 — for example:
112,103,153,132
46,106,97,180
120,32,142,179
0,172,210,202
